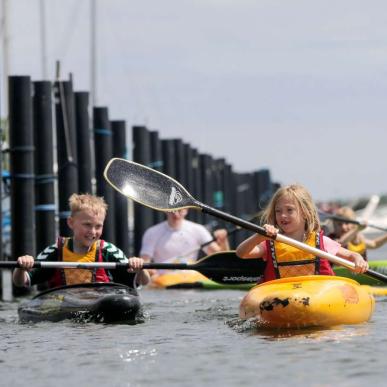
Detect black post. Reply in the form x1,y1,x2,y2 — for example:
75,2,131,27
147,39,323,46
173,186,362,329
93,107,115,243
33,81,56,255
54,80,78,236
173,139,186,187
253,168,273,209
191,148,202,223
161,139,176,178
8,76,35,297
112,120,129,254
150,130,164,224
75,92,93,194
132,125,154,255
199,154,214,226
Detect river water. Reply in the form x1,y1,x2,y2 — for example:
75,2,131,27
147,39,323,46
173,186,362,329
1,244,387,386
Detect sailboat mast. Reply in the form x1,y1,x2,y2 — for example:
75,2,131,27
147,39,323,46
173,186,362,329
90,0,97,107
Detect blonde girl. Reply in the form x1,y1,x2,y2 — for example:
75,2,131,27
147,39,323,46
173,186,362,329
236,184,368,282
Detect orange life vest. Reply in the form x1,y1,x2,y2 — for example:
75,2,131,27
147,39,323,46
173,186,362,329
264,231,334,281
48,237,110,288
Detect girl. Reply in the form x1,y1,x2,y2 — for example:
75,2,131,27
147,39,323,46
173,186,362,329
330,206,387,260
236,184,368,283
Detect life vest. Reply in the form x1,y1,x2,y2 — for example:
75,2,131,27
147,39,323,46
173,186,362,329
48,237,111,288
347,240,367,260
263,231,335,282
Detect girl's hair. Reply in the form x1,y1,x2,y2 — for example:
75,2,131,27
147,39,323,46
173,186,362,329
68,193,108,217
335,206,355,220
261,184,320,235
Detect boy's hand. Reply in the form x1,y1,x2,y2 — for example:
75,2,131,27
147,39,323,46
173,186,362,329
127,257,144,272
17,255,35,270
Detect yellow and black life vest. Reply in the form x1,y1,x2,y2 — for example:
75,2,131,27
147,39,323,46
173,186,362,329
268,232,322,279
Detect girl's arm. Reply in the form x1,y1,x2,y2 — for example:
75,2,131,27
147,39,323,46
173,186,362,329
335,246,369,273
336,225,362,245
365,233,387,249
236,224,277,259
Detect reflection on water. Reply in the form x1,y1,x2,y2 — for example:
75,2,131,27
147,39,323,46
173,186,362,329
226,316,372,342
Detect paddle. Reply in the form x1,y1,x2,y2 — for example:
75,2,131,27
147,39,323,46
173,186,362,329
104,158,387,284
358,194,380,222
319,212,387,233
2,251,264,285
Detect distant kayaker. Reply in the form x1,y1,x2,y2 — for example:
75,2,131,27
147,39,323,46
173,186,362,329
236,184,369,282
13,193,150,289
328,206,387,260
140,209,230,276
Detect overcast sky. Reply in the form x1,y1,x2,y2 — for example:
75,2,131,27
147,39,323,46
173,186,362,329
1,0,387,201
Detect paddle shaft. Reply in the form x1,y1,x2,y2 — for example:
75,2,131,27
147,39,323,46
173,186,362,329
198,202,387,283
321,212,387,233
0,261,218,270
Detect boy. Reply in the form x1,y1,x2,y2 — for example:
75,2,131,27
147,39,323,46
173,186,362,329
13,193,150,288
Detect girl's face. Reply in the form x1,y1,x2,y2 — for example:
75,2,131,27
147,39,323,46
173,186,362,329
67,210,105,250
274,195,305,234
333,220,354,237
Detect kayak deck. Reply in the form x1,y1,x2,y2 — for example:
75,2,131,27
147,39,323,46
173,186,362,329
239,275,375,329
18,282,142,324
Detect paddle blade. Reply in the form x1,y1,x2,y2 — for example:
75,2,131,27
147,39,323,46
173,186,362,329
104,158,199,211
194,251,265,284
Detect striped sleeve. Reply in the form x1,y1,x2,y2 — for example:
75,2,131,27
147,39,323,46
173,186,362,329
102,242,128,263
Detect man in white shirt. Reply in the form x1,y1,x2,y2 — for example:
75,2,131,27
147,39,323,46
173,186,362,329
140,209,229,275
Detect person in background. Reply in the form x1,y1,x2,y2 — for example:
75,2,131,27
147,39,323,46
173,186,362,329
140,209,230,276
13,193,150,289
236,184,368,283
329,206,387,260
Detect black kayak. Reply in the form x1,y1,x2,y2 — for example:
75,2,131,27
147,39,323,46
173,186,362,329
18,282,142,324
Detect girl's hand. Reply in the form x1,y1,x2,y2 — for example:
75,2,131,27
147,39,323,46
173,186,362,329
127,257,144,272
352,253,369,274
17,255,35,270
263,224,279,239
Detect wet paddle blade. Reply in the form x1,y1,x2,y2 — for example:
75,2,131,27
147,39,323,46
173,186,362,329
104,158,200,211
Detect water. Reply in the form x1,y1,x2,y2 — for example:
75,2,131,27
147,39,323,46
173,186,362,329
1,274,387,386
2,221,387,386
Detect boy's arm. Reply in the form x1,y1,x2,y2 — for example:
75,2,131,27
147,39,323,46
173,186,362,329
13,255,34,287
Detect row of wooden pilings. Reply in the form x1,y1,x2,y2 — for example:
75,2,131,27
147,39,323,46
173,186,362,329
0,75,276,297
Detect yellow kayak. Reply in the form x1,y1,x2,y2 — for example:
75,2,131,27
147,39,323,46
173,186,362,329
239,275,375,329
150,270,209,288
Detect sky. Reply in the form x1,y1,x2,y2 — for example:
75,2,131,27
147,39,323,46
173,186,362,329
1,0,387,202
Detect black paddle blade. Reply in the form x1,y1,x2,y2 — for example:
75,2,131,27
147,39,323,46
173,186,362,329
104,158,199,211
193,252,265,284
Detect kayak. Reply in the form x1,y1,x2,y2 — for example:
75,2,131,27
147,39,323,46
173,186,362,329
150,270,255,290
149,251,264,290
18,282,142,324
239,275,375,329
334,260,387,286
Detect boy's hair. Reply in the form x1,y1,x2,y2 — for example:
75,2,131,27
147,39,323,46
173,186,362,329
68,193,108,217
261,184,320,235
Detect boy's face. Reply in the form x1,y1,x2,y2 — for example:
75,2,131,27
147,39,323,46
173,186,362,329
67,210,105,249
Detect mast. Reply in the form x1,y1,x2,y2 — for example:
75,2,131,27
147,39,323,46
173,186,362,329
1,0,10,116
90,0,97,107
39,0,48,79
